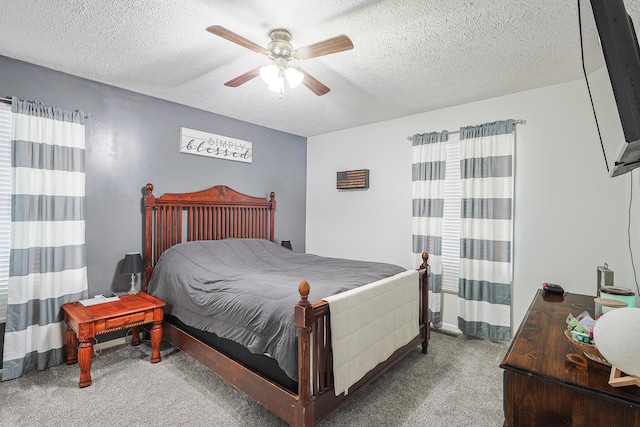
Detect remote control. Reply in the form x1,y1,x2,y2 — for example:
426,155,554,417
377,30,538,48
542,283,564,294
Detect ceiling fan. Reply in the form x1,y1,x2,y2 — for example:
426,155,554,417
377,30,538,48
206,25,354,96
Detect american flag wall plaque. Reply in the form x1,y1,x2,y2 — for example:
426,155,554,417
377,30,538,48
337,169,369,189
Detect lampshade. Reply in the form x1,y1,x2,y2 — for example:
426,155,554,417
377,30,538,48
593,307,640,377
122,252,143,294
267,77,285,94
260,64,279,84
121,252,144,275
284,67,303,88
281,240,292,250
260,64,304,94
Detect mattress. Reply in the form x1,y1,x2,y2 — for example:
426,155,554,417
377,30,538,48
147,238,407,381
166,314,298,392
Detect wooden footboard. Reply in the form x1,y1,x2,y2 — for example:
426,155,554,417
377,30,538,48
293,254,429,426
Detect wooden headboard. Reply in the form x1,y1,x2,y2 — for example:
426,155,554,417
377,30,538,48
143,183,276,291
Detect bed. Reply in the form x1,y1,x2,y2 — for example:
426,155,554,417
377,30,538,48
142,183,430,426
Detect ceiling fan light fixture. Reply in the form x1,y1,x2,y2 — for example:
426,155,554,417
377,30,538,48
267,77,285,93
260,63,303,94
261,64,284,94
259,64,279,85
284,67,303,88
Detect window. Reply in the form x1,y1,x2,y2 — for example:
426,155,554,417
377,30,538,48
0,104,11,322
441,137,461,293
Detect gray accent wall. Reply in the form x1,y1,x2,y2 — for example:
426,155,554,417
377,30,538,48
0,55,307,296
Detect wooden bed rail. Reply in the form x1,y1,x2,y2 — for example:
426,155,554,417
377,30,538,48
143,183,276,291
294,252,430,424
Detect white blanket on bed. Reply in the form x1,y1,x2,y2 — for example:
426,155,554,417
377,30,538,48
323,269,419,396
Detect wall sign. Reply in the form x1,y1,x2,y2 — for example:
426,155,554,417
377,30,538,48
180,127,252,163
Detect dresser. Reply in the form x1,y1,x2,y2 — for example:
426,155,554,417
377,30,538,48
500,290,640,426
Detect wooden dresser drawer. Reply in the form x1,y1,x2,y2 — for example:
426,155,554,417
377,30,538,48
105,311,146,329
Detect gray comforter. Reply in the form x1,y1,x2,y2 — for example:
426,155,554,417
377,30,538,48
147,238,406,381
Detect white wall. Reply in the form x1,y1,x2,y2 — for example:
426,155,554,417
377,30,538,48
307,78,632,333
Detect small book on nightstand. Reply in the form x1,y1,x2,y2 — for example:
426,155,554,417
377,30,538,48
78,294,120,306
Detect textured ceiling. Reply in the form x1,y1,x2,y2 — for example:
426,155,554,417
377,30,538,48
1,0,639,137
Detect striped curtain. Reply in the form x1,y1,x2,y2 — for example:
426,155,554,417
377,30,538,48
2,98,88,381
457,120,514,341
411,131,448,324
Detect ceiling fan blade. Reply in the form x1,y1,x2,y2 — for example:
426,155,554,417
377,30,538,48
224,67,262,87
206,25,269,56
293,35,353,60
293,67,330,96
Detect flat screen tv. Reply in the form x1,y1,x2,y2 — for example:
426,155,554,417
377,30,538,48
580,0,640,177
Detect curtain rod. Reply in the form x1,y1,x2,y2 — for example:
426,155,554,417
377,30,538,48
406,119,526,140
0,96,94,120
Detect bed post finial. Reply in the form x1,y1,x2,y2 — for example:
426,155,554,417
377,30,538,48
298,280,310,306
144,183,155,207
420,251,429,270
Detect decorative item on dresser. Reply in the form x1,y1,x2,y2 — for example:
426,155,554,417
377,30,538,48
142,183,430,427
501,291,640,427
593,307,640,388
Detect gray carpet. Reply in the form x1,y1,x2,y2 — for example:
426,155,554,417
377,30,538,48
0,331,507,426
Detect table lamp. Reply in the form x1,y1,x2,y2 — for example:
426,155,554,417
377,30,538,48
593,307,640,385
281,240,292,250
122,252,144,294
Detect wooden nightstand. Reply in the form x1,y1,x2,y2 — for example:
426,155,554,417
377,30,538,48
62,292,165,388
